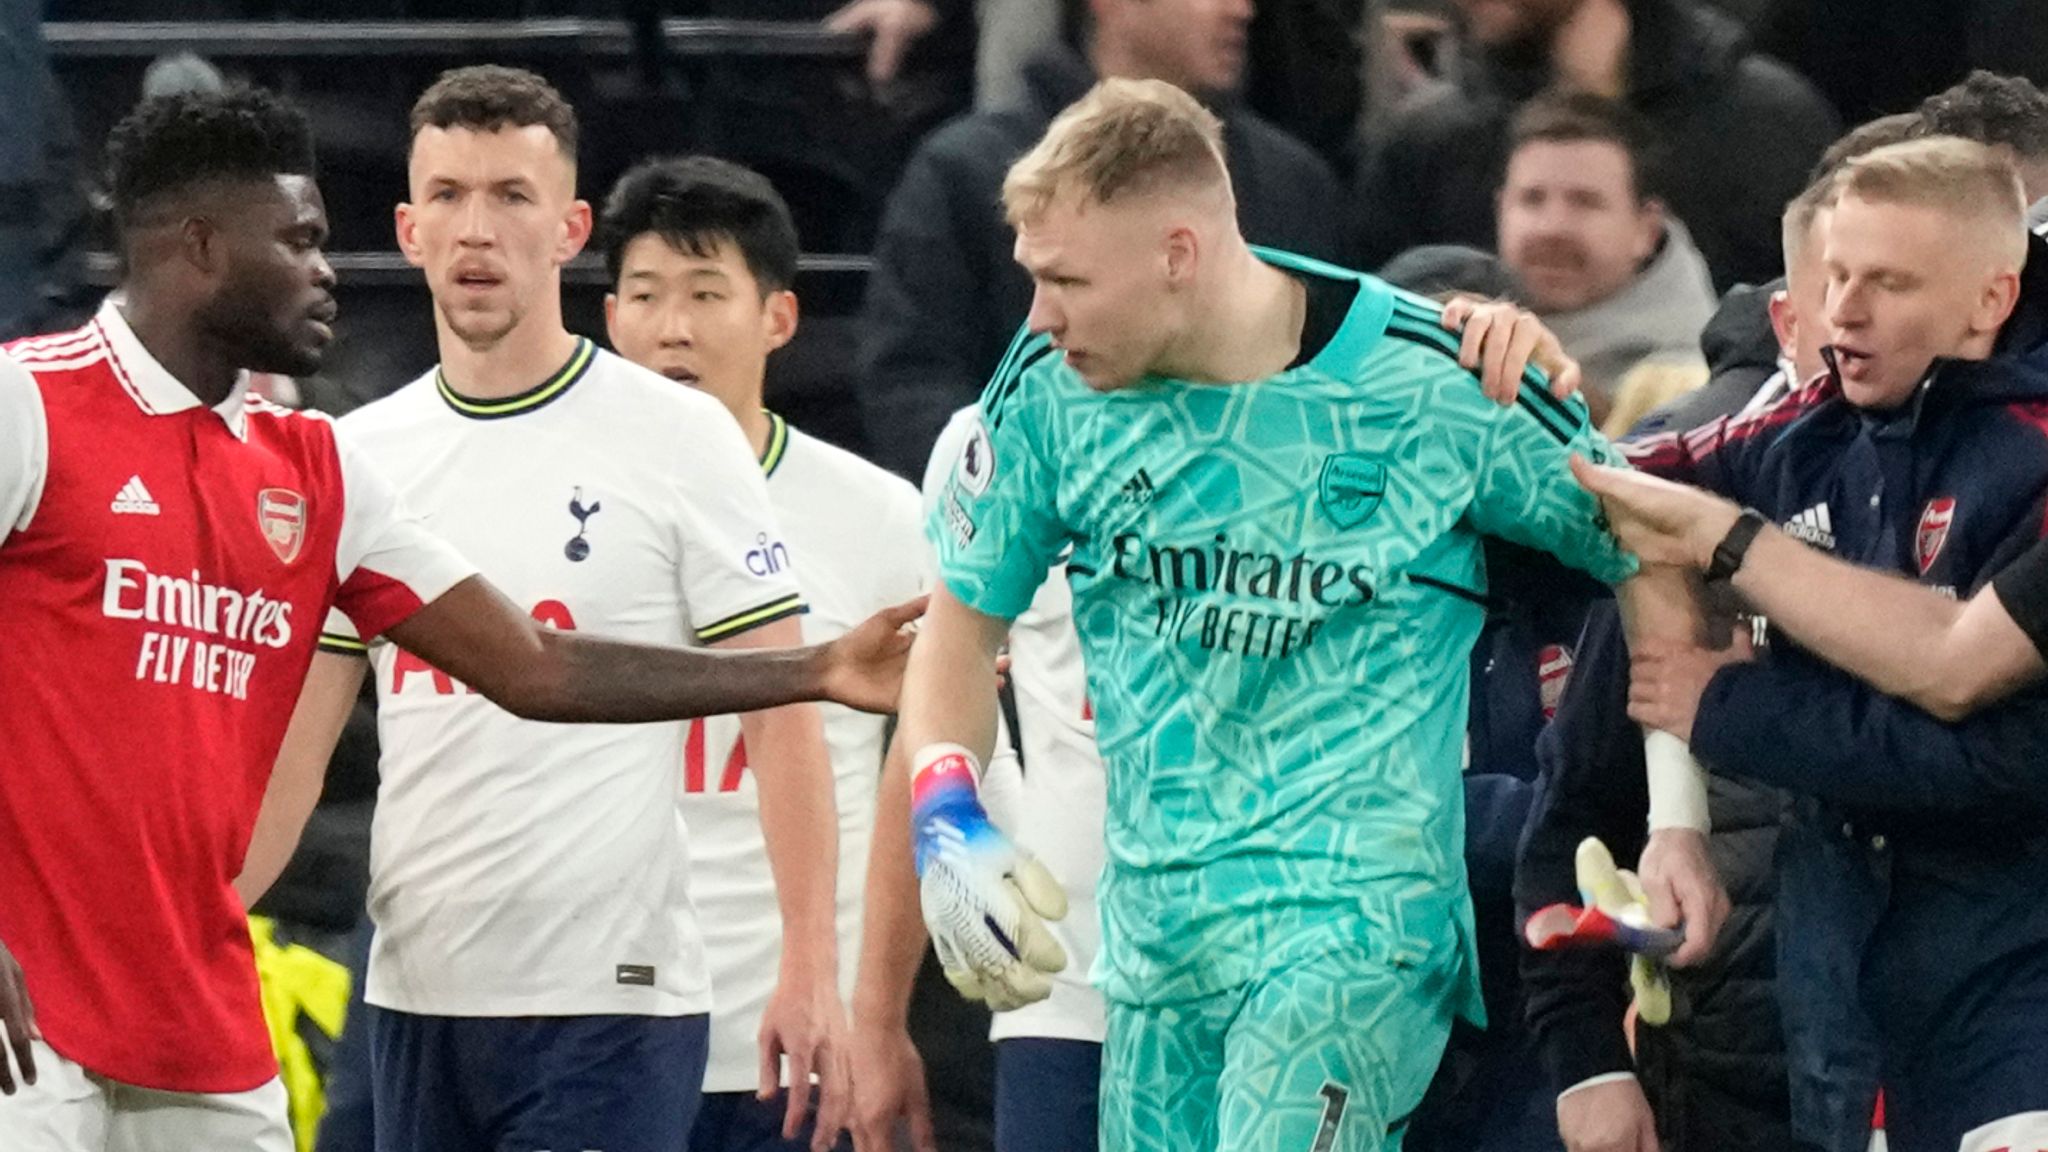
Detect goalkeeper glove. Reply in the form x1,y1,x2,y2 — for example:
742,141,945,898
911,743,1069,1011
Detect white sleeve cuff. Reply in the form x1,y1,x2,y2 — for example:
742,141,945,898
1559,1071,1639,1103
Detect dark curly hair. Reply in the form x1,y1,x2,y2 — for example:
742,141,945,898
598,156,799,294
104,84,315,228
409,65,578,159
1919,70,2048,164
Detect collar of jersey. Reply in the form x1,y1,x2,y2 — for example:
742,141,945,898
759,410,790,477
435,337,596,420
96,298,252,439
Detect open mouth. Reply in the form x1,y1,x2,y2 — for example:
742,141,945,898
657,366,700,385
452,267,503,292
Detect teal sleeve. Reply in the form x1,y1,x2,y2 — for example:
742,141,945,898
1464,382,1640,586
925,333,1070,620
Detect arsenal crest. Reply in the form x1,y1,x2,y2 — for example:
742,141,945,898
1318,453,1387,529
1916,497,1956,575
1538,644,1575,720
258,487,307,564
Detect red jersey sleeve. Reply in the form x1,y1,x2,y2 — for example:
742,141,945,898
330,423,475,640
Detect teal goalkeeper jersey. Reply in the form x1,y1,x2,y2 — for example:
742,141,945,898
929,249,1638,1019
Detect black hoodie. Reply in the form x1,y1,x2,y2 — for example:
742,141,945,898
1356,0,1840,290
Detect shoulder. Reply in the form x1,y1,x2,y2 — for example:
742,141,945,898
787,427,925,530
335,370,438,439
980,329,1071,427
901,108,1032,185
583,351,749,437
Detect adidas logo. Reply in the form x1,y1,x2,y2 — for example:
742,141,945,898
110,475,160,516
1782,502,1834,550
1119,469,1156,505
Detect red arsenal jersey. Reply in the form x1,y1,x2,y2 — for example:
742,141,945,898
0,303,473,1092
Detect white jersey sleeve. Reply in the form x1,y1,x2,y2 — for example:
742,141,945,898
0,355,49,541
674,410,805,643
326,421,477,643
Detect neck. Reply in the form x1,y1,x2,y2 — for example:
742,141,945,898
1549,0,1631,98
434,288,580,399
709,386,774,459
1088,34,1191,95
118,285,241,408
1156,243,1305,383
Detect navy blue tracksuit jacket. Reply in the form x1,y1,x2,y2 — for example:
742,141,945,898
1623,299,2048,1149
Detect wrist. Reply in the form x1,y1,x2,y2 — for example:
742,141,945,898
910,743,983,823
1703,508,1769,584
1695,502,1744,570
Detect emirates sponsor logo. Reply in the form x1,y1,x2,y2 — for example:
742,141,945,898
102,559,294,701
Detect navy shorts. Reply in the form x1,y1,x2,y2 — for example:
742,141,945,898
995,1038,1100,1152
369,1006,709,1152
688,1089,850,1152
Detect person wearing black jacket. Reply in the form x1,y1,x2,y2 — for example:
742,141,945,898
1355,0,1838,289
1573,142,2048,1152
1516,259,1810,1152
855,0,1342,481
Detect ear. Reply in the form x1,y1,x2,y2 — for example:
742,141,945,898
559,199,594,264
1163,225,1198,287
179,215,223,278
763,289,799,353
1635,197,1667,262
394,201,425,268
1975,268,2023,338
1766,288,1797,363
603,292,620,349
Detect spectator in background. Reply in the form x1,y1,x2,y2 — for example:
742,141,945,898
1918,70,2048,218
1493,91,1715,421
857,0,1342,480
0,2,47,340
1356,0,1838,289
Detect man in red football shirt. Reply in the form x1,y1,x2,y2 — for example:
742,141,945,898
0,86,914,1151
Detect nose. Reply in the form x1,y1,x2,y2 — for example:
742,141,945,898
1025,288,1061,338
311,249,336,291
659,304,694,347
1826,279,1869,331
456,194,494,247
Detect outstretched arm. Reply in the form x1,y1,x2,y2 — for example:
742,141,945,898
382,576,921,721
1573,458,2047,719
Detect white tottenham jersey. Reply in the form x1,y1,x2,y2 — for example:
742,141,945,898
321,341,803,1017
925,407,1108,1044
683,417,925,1091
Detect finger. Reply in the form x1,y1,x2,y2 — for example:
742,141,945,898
1438,294,1475,333
812,1051,851,1152
1491,313,1542,401
758,1029,783,1102
869,27,909,84
1456,306,1495,372
783,1042,815,1139
822,0,870,31
1549,349,1584,402
882,595,930,629
1641,869,1681,932
1569,453,1619,497
1011,855,1069,921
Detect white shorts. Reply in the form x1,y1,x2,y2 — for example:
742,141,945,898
0,1040,291,1152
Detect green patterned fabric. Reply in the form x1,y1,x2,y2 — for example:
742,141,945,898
1100,948,1455,1151
928,248,1635,1027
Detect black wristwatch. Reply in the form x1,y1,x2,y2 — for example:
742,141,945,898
1704,509,1769,584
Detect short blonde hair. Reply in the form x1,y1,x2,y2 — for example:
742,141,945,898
1001,78,1229,226
1831,136,2029,268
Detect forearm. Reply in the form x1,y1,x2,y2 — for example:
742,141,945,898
853,736,929,1027
386,576,838,723
1730,528,1981,715
893,591,1004,770
1615,565,1712,830
236,653,365,905
748,703,841,980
